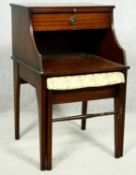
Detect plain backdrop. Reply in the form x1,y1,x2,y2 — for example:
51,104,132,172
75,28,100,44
0,1,136,175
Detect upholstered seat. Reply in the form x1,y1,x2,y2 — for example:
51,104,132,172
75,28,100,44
47,72,125,90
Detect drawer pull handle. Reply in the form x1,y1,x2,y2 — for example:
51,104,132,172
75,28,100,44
69,16,77,25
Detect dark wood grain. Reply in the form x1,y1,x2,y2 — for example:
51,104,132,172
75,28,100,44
96,29,127,64
53,111,116,122
11,6,42,71
31,5,115,14
11,4,129,171
51,86,117,104
46,91,53,170
114,73,127,158
10,3,115,13
32,12,112,31
36,76,47,170
13,61,21,139
81,101,87,130
43,53,128,76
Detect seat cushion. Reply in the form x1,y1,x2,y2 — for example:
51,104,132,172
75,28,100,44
47,72,125,90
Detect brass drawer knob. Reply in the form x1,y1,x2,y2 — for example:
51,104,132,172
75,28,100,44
69,16,77,25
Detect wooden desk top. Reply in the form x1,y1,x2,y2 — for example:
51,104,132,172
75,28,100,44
10,3,115,13
43,53,128,76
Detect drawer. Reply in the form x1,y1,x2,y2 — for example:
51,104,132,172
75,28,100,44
32,13,112,31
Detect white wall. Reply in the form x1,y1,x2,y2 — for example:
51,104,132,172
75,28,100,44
0,0,136,114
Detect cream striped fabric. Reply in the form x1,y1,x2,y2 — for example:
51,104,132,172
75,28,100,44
47,72,125,90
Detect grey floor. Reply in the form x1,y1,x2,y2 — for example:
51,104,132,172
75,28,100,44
0,108,136,175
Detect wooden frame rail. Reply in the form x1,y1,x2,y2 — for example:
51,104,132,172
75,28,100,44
53,111,116,122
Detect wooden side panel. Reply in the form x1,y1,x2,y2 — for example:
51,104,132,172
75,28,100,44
96,29,126,65
32,12,112,31
11,6,42,71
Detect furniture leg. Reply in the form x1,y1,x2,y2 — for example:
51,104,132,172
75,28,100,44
13,61,21,140
36,79,47,170
81,101,87,130
46,91,53,170
114,83,126,158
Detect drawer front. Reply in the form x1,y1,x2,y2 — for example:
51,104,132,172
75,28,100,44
32,13,112,31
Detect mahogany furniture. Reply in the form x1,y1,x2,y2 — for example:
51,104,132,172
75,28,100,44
11,3,129,170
